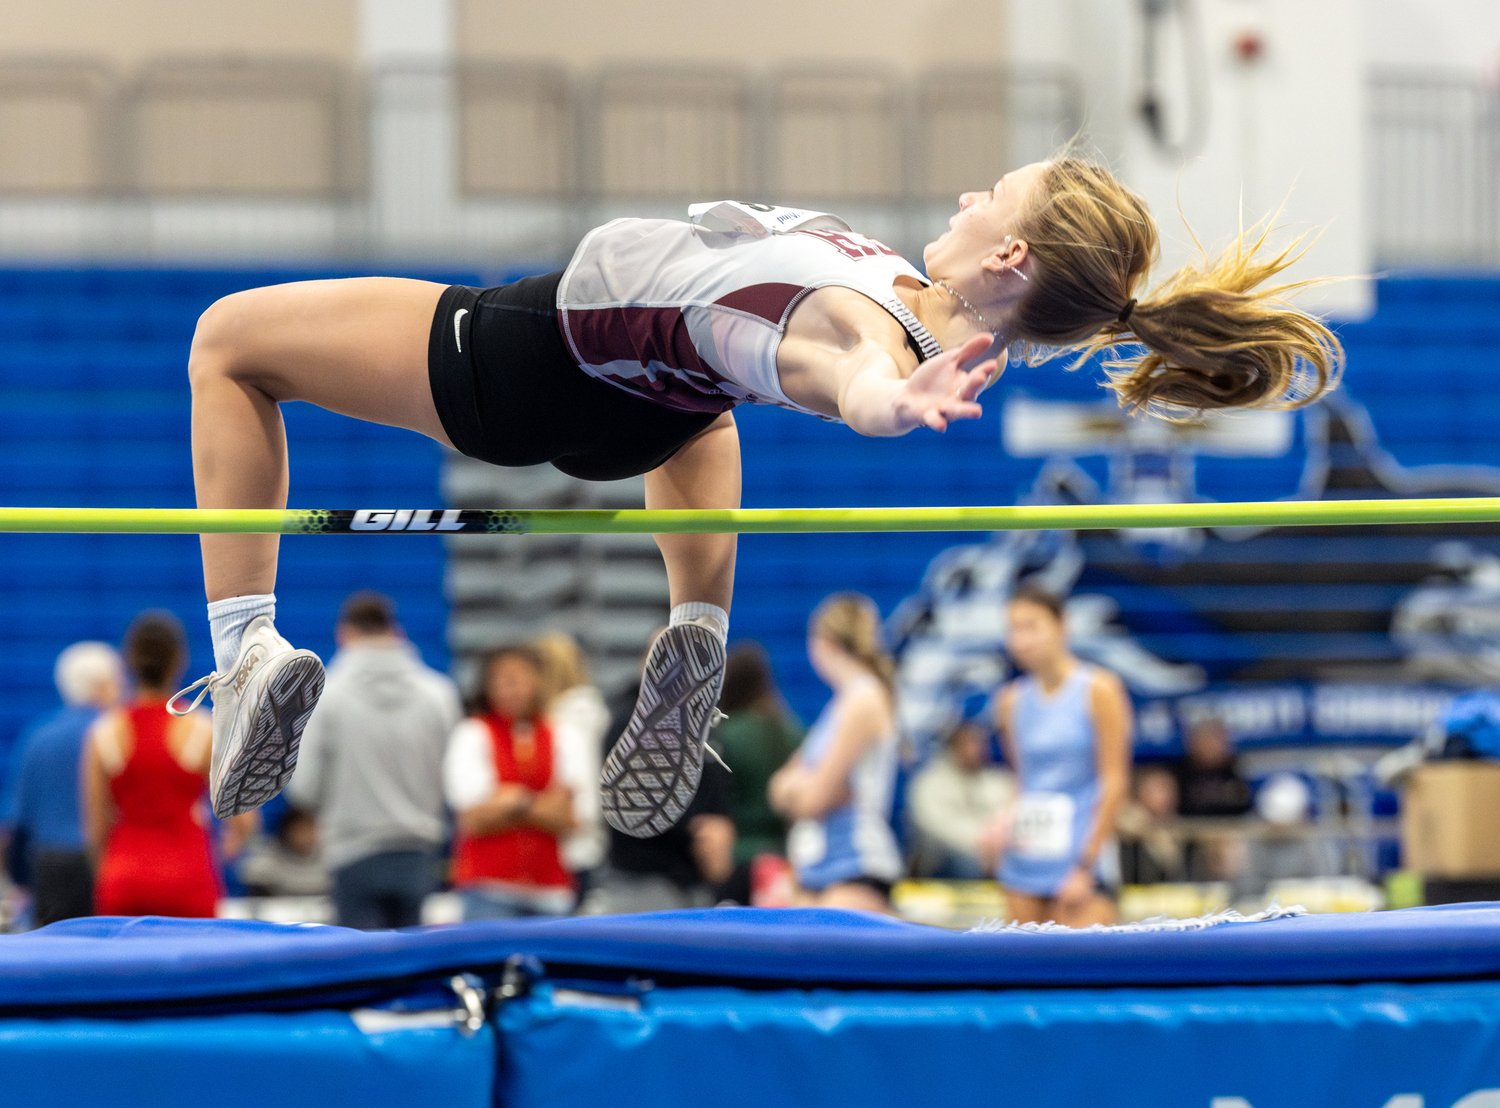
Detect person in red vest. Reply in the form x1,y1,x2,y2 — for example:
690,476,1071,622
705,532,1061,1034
444,645,579,918
84,612,250,918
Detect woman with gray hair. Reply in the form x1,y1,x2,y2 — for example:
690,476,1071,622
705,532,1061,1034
5,642,123,926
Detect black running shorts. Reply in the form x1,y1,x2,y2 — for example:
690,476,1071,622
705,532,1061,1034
427,270,721,482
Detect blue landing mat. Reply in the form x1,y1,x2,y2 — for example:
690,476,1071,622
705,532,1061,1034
0,1010,493,1108
499,980,1500,1108
9,907,1500,1108
5,904,1500,1010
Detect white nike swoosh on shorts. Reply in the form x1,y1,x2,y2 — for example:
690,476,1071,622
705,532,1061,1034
454,308,468,353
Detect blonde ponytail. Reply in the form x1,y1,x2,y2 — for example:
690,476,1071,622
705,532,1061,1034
1011,157,1343,416
810,592,896,694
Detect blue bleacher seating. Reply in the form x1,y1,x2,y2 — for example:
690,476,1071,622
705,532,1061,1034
2,270,1499,781
0,266,482,779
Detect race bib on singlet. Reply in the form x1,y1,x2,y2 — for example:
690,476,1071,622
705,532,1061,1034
688,200,851,238
1011,792,1076,861
786,819,829,869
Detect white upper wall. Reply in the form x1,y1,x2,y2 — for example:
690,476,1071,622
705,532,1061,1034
1010,0,1382,319
1006,0,1500,317
1362,0,1500,76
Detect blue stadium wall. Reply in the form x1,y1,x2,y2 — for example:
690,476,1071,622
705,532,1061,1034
2,269,1499,782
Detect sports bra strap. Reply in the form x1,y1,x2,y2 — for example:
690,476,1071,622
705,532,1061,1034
882,297,944,361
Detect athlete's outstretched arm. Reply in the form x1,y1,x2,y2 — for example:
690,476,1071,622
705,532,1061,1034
777,288,997,437
838,332,996,436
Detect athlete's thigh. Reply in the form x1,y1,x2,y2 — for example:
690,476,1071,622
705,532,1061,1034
195,276,450,443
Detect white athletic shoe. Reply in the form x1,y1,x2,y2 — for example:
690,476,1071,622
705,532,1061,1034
170,615,325,819
600,622,728,838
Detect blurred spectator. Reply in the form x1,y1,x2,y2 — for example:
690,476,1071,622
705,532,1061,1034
1117,764,1187,884
908,720,1015,879
1176,719,1253,817
533,631,610,880
716,642,802,863
582,631,735,914
235,809,331,898
84,612,250,917
1235,772,1340,899
770,593,901,913
3,642,123,926
990,585,1132,928
288,592,460,929
445,645,578,918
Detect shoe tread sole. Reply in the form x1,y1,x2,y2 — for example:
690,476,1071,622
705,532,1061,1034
213,651,325,818
600,624,724,838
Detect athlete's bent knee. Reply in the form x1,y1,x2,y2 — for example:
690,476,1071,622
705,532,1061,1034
187,291,256,391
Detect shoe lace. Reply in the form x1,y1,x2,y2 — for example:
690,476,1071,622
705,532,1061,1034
167,673,216,717
704,709,732,773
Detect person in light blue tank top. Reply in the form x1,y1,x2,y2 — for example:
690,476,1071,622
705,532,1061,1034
770,594,901,914
991,585,1132,927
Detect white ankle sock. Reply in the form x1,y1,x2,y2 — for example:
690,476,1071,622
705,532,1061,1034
207,593,276,673
670,602,729,647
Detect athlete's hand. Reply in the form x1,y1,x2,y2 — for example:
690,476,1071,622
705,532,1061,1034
1055,864,1094,909
975,808,1013,873
892,333,999,433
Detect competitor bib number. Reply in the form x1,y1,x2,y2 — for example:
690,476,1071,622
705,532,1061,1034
1011,793,1075,861
786,819,829,869
687,200,851,238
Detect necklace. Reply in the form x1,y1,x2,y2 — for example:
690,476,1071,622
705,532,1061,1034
935,280,992,331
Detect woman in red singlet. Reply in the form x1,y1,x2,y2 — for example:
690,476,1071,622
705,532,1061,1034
84,612,233,917
444,645,578,919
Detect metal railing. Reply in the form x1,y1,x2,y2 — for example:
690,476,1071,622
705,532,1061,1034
0,55,1079,203
456,60,1080,207
0,55,1494,269
1369,70,1500,266
128,56,362,198
458,61,574,198
0,55,1080,261
0,56,119,194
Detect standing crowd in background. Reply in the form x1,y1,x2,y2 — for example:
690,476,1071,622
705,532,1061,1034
4,575,1353,932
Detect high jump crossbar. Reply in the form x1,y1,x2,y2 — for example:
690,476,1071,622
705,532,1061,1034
3,499,1500,535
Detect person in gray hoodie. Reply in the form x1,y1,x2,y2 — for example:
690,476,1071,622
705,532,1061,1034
287,592,461,929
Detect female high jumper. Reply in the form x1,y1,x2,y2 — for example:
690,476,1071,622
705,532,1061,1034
173,156,1341,836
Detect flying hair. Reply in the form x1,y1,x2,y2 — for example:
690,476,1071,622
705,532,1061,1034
1008,155,1343,417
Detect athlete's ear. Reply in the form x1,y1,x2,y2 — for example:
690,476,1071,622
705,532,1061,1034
978,236,1030,278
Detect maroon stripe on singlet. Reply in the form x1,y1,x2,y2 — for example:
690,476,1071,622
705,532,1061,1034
713,282,806,324
593,372,736,414
567,304,718,379
565,305,739,415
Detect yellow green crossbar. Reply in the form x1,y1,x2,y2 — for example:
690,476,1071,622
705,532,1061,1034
3,499,1500,535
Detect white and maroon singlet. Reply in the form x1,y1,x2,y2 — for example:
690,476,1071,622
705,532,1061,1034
556,202,944,421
